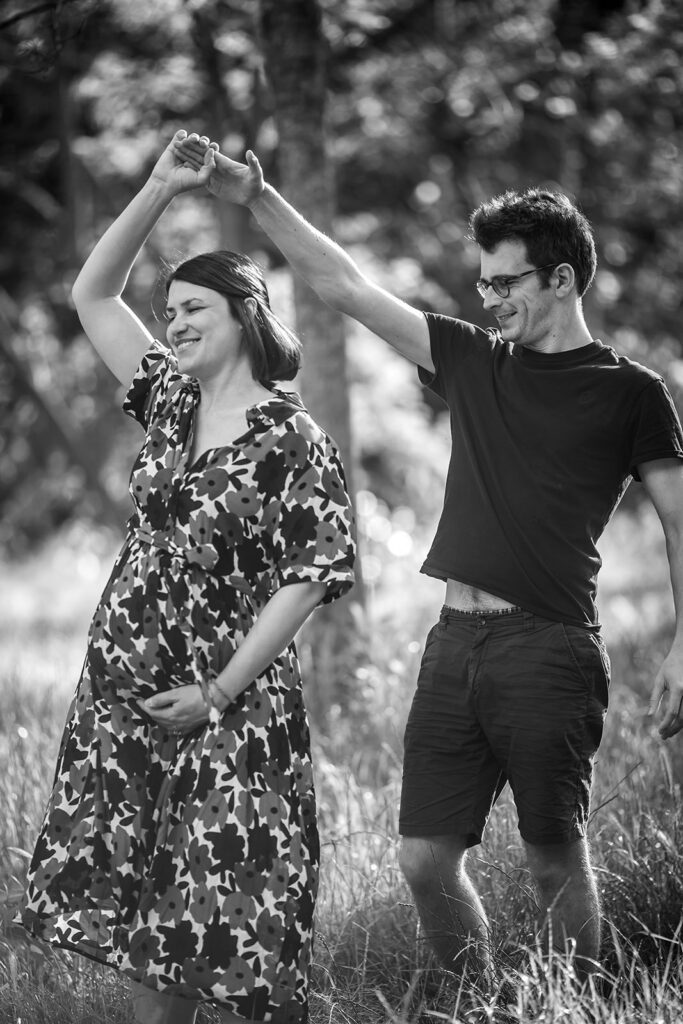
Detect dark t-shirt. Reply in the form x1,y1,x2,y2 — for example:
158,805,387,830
418,313,683,627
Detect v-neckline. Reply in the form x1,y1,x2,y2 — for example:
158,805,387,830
185,388,280,473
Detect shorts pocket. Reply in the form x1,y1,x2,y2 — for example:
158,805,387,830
561,624,610,709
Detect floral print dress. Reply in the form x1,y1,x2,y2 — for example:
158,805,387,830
20,346,355,1022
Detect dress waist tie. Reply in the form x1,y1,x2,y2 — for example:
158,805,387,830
131,524,256,596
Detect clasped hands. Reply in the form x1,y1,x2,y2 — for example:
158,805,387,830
152,128,265,206
139,683,222,736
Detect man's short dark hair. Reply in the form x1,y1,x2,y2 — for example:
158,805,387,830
469,189,597,297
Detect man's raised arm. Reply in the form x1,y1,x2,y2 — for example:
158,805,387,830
175,135,433,372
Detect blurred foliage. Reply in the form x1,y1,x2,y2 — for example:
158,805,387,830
2,0,683,550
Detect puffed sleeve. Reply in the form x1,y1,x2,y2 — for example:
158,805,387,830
122,342,179,429
270,423,356,605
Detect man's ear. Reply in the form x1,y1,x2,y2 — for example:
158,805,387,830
554,262,576,297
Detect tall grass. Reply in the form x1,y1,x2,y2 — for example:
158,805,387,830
1,516,682,1023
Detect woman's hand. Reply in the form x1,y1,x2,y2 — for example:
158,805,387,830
172,133,265,206
139,684,209,734
149,130,218,198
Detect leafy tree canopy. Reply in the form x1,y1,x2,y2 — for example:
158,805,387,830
2,0,682,549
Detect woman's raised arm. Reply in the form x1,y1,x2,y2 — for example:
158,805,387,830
72,130,216,387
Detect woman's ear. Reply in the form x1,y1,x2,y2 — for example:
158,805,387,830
244,296,258,317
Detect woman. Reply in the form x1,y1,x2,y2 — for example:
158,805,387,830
20,131,355,1024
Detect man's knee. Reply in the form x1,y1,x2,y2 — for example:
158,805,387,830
524,837,593,894
398,835,469,892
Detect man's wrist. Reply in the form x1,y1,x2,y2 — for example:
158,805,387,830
246,182,270,213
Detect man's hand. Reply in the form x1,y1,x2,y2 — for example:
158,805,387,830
148,129,217,198
172,133,265,206
649,651,683,740
139,684,209,735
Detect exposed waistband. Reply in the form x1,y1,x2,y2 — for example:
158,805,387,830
442,603,523,618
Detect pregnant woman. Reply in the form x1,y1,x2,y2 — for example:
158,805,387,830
20,131,355,1024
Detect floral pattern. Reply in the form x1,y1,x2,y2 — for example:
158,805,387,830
20,346,355,1022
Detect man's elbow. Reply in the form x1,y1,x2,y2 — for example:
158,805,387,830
317,267,367,318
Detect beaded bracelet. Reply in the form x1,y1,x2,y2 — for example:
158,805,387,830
198,677,223,728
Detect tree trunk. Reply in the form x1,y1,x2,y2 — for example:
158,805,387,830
56,46,78,267
190,5,253,254
258,0,363,725
258,0,352,471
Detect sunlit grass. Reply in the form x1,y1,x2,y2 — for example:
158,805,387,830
1,514,682,1023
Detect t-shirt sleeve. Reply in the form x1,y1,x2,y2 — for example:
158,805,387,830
122,343,178,429
417,311,495,403
629,378,683,481
271,430,356,605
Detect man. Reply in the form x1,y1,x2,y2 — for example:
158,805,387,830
175,131,683,984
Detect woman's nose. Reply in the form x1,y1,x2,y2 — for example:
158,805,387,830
169,319,187,341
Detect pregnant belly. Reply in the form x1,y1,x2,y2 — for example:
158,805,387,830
86,593,202,704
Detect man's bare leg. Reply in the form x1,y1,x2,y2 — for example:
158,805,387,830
524,836,601,981
399,835,492,981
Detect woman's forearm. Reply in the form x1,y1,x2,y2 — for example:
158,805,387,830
210,581,326,710
72,177,174,304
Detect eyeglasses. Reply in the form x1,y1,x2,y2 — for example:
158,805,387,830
476,263,557,299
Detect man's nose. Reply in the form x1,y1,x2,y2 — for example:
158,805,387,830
481,285,502,311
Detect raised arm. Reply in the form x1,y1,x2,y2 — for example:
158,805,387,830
72,131,215,387
175,136,433,372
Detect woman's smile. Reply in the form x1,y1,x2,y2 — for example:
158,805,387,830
175,336,200,353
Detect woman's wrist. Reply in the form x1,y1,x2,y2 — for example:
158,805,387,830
209,679,232,712
142,174,178,207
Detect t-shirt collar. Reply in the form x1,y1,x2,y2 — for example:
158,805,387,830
511,339,606,368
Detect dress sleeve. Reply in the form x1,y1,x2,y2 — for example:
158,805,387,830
122,343,178,429
270,428,356,605
629,377,683,481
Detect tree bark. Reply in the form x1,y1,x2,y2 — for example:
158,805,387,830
257,0,352,475
257,0,362,724
190,4,253,254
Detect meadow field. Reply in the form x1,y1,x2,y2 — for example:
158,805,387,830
1,504,682,1024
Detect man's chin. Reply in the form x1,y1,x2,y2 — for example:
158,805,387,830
497,322,520,343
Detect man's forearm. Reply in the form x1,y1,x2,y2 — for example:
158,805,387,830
247,184,362,313
664,527,683,647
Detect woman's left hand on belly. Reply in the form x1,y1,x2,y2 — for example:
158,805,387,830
139,684,209,734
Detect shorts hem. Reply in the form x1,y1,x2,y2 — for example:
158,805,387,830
398,823,483,847
518,826,587,846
